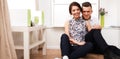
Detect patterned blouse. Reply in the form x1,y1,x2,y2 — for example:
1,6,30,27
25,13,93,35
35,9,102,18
69,18,87,42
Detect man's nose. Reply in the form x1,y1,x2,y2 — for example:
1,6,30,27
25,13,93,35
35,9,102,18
85,12,88,15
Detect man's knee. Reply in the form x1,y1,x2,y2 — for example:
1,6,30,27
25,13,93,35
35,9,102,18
86,42,93,49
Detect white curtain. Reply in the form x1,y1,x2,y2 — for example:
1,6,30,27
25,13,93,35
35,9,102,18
0,0,17,59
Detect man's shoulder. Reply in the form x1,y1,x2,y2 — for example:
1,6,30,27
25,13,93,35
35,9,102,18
90,16,100,25
91,16,98,20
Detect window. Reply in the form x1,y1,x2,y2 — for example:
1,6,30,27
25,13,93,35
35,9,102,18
52,0,99,27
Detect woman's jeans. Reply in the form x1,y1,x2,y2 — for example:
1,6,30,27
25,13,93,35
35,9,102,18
60,34,93,59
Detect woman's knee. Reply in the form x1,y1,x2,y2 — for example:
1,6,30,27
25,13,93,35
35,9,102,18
61,33,69,41
61,33,68,37
61,33,69,39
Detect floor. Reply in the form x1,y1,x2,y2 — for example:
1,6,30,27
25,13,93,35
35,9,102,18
16,49,104,59
16,49,61,59
30,49,61,59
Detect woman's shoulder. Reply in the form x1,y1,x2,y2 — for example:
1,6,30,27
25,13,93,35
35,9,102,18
64,19,70,26
65,20,69,23
65,19,72,23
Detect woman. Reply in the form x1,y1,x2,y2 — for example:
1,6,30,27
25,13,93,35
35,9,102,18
60,2,93,59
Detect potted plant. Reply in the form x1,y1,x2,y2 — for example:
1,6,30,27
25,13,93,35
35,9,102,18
99,8,107,27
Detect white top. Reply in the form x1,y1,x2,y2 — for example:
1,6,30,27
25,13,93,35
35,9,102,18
82,16,99,27
89,16,99,27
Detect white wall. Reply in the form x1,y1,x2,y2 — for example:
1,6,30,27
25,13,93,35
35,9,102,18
102,28,120,48
45,28,64,49
100,0,119,27
38,0,64,49
38,0,52,27
118,0,120,26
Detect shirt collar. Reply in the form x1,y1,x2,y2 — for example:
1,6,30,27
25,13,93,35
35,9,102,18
73,17,85,22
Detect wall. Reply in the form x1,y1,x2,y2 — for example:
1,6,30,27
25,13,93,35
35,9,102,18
38,0,64,49
118,0,120,26
100,0,118,27
38,0,52,27
102,28,120,48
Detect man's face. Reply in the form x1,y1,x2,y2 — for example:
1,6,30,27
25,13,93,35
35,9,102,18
82,6,92,20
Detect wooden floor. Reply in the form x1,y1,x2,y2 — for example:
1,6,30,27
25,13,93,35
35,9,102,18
17,49,104,59
30,49,61,59
17,49,61,59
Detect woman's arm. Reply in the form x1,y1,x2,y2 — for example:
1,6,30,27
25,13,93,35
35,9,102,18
70,39,86,45
64,21,74,44
64,20,70,37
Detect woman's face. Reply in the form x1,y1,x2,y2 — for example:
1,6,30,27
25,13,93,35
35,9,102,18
71,6,81,19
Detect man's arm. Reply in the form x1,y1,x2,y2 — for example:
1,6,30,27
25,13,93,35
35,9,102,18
92,24,102,29
86,20,102,32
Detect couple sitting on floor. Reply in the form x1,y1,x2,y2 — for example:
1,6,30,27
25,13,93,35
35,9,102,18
60,1,120,59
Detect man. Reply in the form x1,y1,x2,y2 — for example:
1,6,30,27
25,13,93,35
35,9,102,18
81,2,120,59
82,2,101,31
82,2,108,54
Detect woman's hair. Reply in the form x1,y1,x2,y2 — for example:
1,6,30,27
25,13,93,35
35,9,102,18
82,2,92,8
69,1,82,15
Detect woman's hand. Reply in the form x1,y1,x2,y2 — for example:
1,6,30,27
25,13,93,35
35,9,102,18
77,41,86,45
69,39,76,44
70,39,86,45
86,20,92,31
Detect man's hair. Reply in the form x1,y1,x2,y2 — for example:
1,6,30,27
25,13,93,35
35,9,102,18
69,1,82,15
82,2,92,8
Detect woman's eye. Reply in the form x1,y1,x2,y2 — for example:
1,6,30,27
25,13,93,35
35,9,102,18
72,10,75,12
77,9,80,11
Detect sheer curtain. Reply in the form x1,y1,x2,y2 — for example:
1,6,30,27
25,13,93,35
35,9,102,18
0,0,17,59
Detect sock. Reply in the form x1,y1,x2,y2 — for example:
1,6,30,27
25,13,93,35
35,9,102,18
62,55,69,59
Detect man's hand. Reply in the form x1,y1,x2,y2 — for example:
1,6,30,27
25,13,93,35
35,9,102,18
92,24,102,29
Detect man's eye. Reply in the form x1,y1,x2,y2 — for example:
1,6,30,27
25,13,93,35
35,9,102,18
83,11,90,13
87,11,90,13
